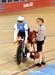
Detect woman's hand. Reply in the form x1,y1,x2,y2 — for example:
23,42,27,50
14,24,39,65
32,38,36,43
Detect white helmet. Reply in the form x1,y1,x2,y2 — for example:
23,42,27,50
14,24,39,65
17,16,24,21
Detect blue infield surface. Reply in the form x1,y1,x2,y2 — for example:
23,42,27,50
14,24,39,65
28,63,55,75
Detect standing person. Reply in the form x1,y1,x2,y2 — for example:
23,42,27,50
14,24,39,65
14,16,30,57
36,17,46,67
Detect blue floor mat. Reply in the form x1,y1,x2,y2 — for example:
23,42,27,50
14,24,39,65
28,63,55,75
39,66,55,75
48,63,55,68
28,71,47,75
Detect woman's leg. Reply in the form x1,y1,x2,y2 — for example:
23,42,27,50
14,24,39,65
36,41,45,66
38,51,43,64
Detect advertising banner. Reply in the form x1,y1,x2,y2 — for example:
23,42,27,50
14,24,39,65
0,0,55,14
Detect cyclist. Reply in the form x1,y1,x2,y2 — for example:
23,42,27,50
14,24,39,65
14,16,30,57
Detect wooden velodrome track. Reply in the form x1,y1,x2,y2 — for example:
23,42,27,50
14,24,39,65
0,6,55,75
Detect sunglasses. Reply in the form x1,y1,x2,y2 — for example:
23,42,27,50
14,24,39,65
37,21,40,22
17,21,23,23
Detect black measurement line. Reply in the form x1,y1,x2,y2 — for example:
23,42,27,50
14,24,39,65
12,57,55,75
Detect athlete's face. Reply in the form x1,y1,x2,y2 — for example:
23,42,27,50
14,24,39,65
36,20,42,25
18,21,23,26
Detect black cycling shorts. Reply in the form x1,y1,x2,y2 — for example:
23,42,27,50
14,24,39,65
37,41,44,52
17,31,25,38
17,29,30,38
